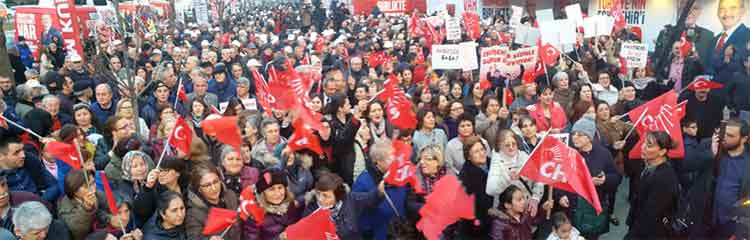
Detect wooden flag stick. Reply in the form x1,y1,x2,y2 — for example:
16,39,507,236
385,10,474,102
546,185,554,220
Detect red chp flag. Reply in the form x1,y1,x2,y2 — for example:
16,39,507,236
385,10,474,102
201,116,242,148
626,91,685,159
386,98,418,130
46,141,81,169
285,209,339,240
202,207,238,235
99,173,119,215
409,11,424,37
463,12,481,40
540,43,561,66
251,69,273,116
687,75,724,91
53,0,84,57
287,118,324,155
168,117,193,155
417,175,475,240
239,186,265,223
368,51,388,68
679,31,693,57
384,140,423,194
519,135,603,214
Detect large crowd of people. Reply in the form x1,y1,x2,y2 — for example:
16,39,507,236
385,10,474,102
0,0,749,239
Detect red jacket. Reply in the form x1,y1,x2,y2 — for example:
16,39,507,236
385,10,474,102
527,102,568,132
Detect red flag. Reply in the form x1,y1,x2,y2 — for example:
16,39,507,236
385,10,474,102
626,91,685,159
252,69,273,116
375,75,403,102
301,54,310,65
386,98,418,130
519,135,603,214
687,76,724,91
462,12,481,40
267,64,305,110
416,175,475,240
409,11,422,37
285,209,339,240
53,0,84,57
503,88,514,107
479,79,491,90
201,116,242,148
177,83,187,103
239,186,265,223
522,63,541,85
679,31,693,57
384,140,423,193
46,141,81,169
611,0,626,30
498,32,511,43
202,207,238,235
168,117,192,155
415,47,425,65
99,173,119,214
368,51,387,68
675,100,688,120
413,65,427,84
539,43,560,66
288,118,324,155
618,56,628,76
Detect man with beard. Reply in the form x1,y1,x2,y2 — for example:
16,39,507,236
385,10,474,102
680,76,725,139
711,118,750,238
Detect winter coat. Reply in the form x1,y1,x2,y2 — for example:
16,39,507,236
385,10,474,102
488,208,541,240
441,117,459,140
681,93,726,139
458,160,494,238
57,192,110,240
185,189,241,240
486,151,544,203
112,179,149,227
94,138,113,171
219,166,258,196
328,113,361,184
352,169,416,240
90,102,116,127
0,162,59,202
241,190,304,240
302,187,382,239
625,162,679,239
412,128,448,152
527,103,568,132
142,215,187,240
208,78,238,103
445,137,490,174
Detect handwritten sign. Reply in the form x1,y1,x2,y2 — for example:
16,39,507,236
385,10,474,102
620,42,648,68
445,17,461,41
480,46,538,82
432,44,462,69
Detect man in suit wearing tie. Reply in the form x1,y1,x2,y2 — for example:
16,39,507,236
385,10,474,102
707,0,750,75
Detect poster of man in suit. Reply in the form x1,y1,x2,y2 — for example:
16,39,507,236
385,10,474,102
706,0,750,74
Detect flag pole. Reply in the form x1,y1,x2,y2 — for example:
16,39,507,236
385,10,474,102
0,115,43,139
73,139,89,183
219,224,233,238
383,191,401,218
622,106,650,141
546,185,553,220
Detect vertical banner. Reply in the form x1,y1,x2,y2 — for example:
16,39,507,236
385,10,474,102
14,13,39,57
53,0,84,58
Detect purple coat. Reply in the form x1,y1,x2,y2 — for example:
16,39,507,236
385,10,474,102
242,192,304,240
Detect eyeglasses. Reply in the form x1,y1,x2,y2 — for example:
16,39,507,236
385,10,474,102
200,179,221,189
117,123,133,131
502,142,517,148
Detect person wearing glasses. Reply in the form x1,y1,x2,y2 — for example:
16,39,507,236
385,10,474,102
184,165,240,240
95,116,135,170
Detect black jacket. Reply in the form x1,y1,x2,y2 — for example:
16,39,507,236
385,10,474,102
328,114,360,184
625,161,680,239
458,160,493,238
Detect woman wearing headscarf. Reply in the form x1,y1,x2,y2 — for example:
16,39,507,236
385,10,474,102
114,150,155,227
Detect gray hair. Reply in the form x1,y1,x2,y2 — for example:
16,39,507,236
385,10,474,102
236,77,250,86
12,201,52,235
41,94,59,106
551,72,568,87
260,118,278,134
369,139,393,165
220,145,238,162
16,84,32,101
0,99,6,113
95,83,112,94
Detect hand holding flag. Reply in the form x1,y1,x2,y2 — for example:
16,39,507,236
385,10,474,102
46,141,81,169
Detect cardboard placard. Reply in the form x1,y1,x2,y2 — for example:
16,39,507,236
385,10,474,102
620,42,648,68
445,17,461,41
432,44,463,69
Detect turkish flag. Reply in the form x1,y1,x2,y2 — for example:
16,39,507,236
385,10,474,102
46,141,81,169
285,209,339,240
314,37,326,53
618,56,628,76
99,173,119,214
540,43,560,66
288,118,324,155
416,175,475,240
679,31,693,57
463,12,481,40
522,63,542,84
626,91,685,159
519,135,603,214
413,65,427,85
202,207,238,235
177,83,187,103
201,116,242,148
479,79,491,90
368,51,387,68
687,76,724,91
168,117,193,155
239,186,265,223
611,0,626,31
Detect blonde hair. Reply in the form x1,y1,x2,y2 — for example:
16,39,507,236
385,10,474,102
418,145,445,167
157,117,176,139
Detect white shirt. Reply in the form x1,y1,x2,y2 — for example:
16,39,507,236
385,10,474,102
592,83,619,106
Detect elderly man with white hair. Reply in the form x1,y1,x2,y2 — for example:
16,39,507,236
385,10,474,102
12,201,71,240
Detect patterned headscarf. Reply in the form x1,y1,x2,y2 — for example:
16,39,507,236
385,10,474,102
121,150,154,181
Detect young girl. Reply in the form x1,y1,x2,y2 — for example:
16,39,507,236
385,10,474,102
489,185,553,240
547,212,584,240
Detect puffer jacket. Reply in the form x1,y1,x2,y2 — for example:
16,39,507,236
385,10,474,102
184,189,241,240
142,215,187,240
302,186,381,239
486,151,544,203
242,190,304,240
488,208,541,240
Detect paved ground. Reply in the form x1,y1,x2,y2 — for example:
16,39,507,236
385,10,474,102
600,177,631,240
